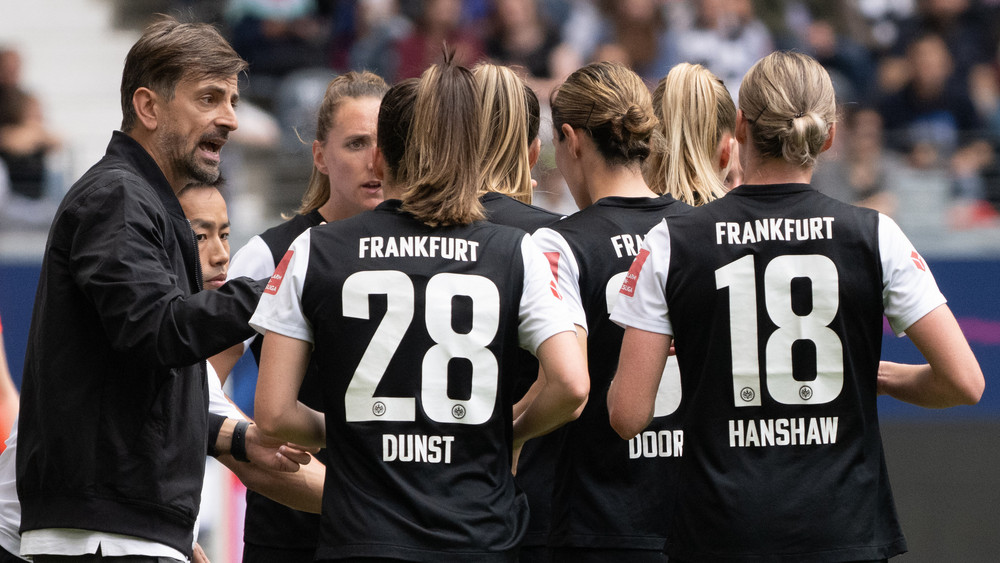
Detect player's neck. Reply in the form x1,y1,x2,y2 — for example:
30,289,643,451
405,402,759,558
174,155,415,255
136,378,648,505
740,157,814,186
584,162,656,203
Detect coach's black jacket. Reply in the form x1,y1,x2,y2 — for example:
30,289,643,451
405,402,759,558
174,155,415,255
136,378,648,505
16,131,263,557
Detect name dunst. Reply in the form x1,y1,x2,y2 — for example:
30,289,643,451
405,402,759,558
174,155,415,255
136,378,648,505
716,217,835,245
359,236,479,261
383,434,456,464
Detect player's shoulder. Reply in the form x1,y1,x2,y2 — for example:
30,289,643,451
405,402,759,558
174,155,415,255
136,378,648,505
481,192,564,231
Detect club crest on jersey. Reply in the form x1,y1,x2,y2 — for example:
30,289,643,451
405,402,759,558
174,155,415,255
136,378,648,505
619,248,650,297
911,250,927,272
265,250,294,295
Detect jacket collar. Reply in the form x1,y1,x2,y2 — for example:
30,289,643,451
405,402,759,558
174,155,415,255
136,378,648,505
106,130,187,220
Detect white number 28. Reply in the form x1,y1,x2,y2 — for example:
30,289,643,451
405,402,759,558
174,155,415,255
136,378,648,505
342,271,500,425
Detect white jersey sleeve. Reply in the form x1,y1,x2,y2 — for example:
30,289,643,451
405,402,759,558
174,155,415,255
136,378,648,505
878,214,947,336
228,235,277,281
206,361,246,420
608,219,673,336
227,235,278,353
532,227,587,331
249,230,315,344
517,234,577,354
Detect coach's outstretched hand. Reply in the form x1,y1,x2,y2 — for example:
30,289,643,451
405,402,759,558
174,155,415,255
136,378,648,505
246,422,316,472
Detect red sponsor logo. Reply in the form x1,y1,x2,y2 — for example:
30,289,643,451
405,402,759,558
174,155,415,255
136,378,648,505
619,248,650,297
549,280,562,300
265,250,294,295
911,250,926,272
544,252,560,282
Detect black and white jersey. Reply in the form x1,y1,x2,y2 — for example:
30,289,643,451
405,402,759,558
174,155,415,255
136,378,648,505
481,191,564,549
227,209,325,553
533,195,690,551
250,200,575,562
611,183,945,562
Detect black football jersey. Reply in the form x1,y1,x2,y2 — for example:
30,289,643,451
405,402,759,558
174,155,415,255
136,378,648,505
250,199,576,562
534,195,690,551
612,184,946,561
481,191,564,548
237,209,325,552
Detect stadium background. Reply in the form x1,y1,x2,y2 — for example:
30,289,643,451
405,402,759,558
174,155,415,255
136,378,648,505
1,0,999,561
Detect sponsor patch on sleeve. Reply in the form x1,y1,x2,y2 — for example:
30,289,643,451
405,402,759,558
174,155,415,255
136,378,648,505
619,248,650,297
544,252,560,282
910,250,927,272
265,250,294,295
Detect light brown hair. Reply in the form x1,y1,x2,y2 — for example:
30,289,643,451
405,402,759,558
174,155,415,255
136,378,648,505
400,58,484,226
739,51,837,167
550,61,657,168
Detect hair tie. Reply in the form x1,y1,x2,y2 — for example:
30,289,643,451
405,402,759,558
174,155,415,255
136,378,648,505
793,112,804,118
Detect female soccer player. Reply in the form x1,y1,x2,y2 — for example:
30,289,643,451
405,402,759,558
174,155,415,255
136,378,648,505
531,61,687,563
609,51,984,562
472,62,563,563
250,58,589,562
474,62,563,227
645,62,740,203
215,71,388,563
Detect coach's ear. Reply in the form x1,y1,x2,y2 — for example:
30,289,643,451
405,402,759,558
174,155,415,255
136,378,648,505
133,87,159,132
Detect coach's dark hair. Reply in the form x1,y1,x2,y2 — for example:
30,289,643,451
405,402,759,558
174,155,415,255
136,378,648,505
120,15,247,132
400,56,484,226
550,61,657,167
377,78,419,183
297,71,389,215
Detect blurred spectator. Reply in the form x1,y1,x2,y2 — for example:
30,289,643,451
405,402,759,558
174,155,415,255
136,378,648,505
225,0,332,110
879,0,992,94
778,1,878,104
0,89,61,201
393,0,485,80
853,0,917,56
482,0,563,84
969,36,1000,212
812,106,901,215
879,33,997,226
0,47,63,228
669,0,774,99
591,0,677,84
346,0,412,79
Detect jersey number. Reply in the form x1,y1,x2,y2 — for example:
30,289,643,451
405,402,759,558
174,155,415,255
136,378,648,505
715,254,844,407
607,272,681,417
342,271,500,425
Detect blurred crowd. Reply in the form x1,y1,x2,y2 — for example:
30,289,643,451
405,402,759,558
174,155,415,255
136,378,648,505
5,0,1000,246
